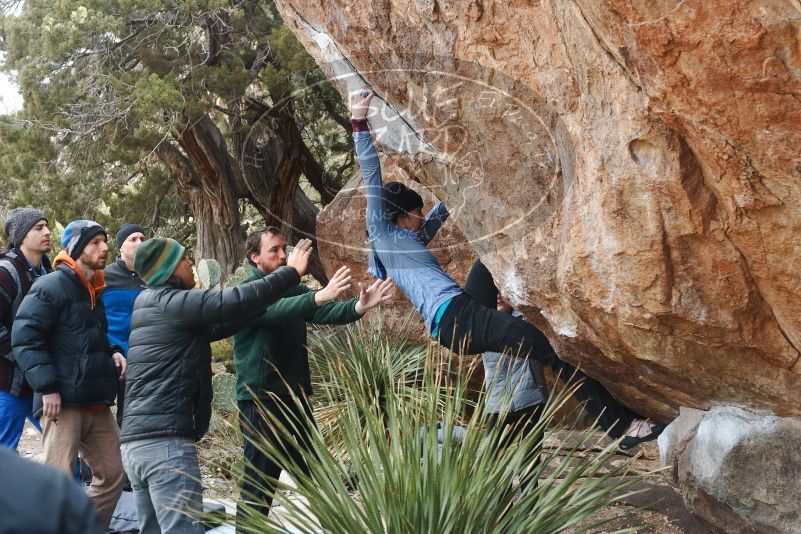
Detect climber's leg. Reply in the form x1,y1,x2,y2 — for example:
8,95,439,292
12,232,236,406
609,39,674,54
436,293,552,358
463,259,498,309
437,293,638,438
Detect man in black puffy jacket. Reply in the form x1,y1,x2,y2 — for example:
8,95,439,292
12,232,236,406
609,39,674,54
12,219,127,529
120,236,312,534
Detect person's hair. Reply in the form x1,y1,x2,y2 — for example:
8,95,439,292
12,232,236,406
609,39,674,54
245,226,282,266
383,182,423,224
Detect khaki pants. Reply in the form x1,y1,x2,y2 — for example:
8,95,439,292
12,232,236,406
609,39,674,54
42,406,125,527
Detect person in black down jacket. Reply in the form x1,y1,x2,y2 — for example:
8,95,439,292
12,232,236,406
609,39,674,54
0,447,103,534
12,219,127,529
120,236,313,534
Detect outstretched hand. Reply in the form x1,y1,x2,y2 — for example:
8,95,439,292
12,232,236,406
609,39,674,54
354,276,394,315
315,266,353,306
349,88,375,120
287,238,313,277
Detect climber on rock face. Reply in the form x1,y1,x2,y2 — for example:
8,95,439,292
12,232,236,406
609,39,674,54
349,89,664,446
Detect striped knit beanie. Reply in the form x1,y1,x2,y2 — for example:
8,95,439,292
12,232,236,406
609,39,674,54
61,220,107,260
133,238,186,286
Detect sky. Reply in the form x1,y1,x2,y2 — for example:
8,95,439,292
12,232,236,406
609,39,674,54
0,53,23,115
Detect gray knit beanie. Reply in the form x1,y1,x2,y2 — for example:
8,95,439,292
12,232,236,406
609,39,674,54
4,208,47,248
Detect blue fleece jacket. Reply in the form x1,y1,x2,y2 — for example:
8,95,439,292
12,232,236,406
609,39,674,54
102,260,147,355
353,119,463,332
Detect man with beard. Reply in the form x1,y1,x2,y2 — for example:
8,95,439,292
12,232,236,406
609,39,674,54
121,237,312,534
13,220,127,528
233,227,394,520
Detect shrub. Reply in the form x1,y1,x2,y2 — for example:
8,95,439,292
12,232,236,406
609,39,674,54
225,320,645,534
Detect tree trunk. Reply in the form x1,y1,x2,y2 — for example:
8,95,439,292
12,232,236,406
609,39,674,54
235,98,306,233
155,115,244,278
232,97,332,283
292,188,328,283
190,193,243,279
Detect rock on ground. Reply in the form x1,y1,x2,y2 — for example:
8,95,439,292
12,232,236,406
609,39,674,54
659,406,801,533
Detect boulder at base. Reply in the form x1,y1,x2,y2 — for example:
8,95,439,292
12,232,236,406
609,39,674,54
659,406,801,533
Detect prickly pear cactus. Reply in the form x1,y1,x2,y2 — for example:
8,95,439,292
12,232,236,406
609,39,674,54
196,258,222,289
211,371,237,413
227,260,251,287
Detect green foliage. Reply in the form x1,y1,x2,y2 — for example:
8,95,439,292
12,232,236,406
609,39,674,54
210,320,646,534
227,259,251,287
0,0,353,259
211,339,234,362
0,113,191,254
308,317,432,452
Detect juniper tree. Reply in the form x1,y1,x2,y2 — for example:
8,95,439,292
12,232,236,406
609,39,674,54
0,0,352,279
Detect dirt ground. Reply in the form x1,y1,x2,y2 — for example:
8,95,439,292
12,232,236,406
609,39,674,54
560,451,719,534
18,421,718,533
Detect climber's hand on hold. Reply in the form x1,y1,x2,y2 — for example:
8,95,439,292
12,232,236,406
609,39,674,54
350,89,374,120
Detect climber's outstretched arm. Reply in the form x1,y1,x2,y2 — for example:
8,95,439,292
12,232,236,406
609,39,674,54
419,201,449,244
349,90,390,240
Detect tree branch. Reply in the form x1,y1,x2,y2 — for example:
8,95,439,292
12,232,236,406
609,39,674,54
322,97,352,133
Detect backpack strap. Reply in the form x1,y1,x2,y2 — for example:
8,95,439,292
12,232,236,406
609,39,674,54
0,257,32,322
0,254,39,394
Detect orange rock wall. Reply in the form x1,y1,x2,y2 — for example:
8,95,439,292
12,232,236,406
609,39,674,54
278,0,801,419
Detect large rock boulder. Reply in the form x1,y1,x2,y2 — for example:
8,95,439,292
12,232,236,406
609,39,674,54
279,2,801,529
277,0,801,424
659,407,801,533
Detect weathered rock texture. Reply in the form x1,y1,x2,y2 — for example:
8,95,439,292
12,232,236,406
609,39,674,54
278,0,801,423
659,407,801,533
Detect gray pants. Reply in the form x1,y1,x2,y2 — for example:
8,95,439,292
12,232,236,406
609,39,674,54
121,437,204,534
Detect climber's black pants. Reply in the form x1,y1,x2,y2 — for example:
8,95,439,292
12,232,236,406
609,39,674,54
437,290,636,439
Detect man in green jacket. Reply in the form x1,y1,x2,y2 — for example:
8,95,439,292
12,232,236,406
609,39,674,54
233,226,393,519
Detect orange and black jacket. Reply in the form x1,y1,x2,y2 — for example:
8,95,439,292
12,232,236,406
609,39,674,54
11,254,121,418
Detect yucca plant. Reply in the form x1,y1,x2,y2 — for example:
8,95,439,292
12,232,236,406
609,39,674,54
221,320,646,534
308,315,433,452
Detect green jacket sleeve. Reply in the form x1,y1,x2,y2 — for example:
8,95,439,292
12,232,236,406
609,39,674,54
309,298,363,325
247,285,320,326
